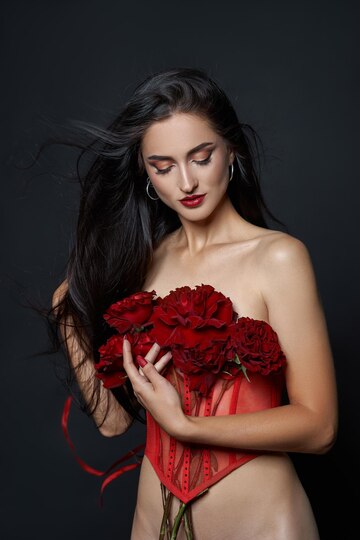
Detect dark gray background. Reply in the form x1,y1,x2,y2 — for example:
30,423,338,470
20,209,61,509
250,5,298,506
1,0,358,538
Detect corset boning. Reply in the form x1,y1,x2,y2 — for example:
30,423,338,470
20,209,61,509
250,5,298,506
144,363,285,504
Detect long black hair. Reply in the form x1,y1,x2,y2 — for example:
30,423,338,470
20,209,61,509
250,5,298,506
29,66,287,430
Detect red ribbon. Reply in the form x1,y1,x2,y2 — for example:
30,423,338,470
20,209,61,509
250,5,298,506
61,395,145,507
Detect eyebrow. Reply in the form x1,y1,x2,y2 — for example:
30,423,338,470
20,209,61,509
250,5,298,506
146,141,215,161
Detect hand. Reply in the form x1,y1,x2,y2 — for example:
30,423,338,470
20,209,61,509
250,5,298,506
134,341,172,388
122,337,188,438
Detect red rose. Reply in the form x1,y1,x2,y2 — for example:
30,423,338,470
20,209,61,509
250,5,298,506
229,317,287,375
149,284,238,349
103,290,157,334
95,330,157,389
95,334,127,389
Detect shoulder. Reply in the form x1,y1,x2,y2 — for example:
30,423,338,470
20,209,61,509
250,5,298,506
257,231,312,270
255,231,319,311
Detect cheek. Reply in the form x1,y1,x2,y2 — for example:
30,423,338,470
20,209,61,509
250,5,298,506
149,176,169,194
207,158,229,185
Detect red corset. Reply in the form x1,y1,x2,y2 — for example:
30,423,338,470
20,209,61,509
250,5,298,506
145,363,285,504
62,361,285,507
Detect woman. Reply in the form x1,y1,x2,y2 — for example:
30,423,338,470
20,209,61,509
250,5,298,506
51,67,338,539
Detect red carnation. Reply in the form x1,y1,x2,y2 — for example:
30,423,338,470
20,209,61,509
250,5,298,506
171,338,234,396
229,317,287,375
95,285,287,397
103,290,157,334
149,284,238,349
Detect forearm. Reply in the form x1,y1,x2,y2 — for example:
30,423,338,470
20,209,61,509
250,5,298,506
178,403,336,454
94,389,133,438
60,320,132,437
71,355,133,437
53,282,132,437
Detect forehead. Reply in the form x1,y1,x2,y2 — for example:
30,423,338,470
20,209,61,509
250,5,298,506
141,113,220,154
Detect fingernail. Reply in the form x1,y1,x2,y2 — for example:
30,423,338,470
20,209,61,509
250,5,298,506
136,355,148,368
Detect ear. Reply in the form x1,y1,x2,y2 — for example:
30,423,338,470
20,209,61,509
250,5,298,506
228,147,235,165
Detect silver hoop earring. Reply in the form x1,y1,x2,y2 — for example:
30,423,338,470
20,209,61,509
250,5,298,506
229,163,234,182
146,177,160,200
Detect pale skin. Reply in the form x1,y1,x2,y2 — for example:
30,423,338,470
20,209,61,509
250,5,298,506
119,112,338,539
55,111,337,539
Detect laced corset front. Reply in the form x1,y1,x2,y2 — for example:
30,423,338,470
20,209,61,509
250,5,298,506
145,361,285,504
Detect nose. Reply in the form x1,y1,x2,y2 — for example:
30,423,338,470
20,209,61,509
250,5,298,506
177,164,199,193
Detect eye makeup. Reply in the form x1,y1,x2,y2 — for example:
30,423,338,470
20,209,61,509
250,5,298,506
146,141,215,161
153,151,214,176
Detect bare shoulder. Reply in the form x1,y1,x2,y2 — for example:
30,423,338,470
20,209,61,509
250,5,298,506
244,229,317,309
256,230,312,272
254,230,322,330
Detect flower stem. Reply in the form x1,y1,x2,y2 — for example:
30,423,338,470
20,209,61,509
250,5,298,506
159,484,173,540
169,488,209,539
183,504,194,539
170,501,188,539
211,379,231,415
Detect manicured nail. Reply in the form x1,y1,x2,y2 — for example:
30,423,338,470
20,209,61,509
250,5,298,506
136,355,148,367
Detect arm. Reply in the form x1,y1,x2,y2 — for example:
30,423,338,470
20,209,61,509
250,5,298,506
52,280,133,437
178,236,338,455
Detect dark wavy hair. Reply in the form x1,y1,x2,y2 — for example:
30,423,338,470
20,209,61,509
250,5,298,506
28,66,287,431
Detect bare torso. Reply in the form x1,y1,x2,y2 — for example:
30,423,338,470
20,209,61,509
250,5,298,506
130,224,320,540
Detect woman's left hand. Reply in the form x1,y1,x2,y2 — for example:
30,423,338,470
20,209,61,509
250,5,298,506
122,337,188,439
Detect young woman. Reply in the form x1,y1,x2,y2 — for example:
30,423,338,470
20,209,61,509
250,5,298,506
51,67,338,539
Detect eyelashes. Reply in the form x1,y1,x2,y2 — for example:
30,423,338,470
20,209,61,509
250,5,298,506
154,154,213,176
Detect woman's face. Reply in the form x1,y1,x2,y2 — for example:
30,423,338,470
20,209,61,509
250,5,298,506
140,112,234,219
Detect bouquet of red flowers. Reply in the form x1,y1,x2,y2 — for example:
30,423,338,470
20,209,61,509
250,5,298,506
95,284,287,397
62,283,287,519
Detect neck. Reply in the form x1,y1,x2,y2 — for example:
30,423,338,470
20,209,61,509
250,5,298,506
175,194,249,256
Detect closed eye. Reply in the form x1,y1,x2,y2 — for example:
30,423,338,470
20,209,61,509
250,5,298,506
155,154,213,175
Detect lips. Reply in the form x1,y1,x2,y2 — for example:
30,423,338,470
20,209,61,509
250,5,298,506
179,194,206,207
180,194,206,201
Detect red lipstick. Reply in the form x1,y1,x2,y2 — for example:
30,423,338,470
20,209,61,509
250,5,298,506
179,194,206,207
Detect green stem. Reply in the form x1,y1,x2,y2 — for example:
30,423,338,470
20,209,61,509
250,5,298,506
170,501,188,540
159,485,173,540
170,488,209,539
183,504,194,539
160,483,172,540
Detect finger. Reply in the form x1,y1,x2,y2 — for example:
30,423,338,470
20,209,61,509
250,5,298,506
123,338,171,390
143,342,161,364
122,338,148,386
137,342,164,376
135,343,161,375
153,350,173,372
139,350,172,377
135,353,168,388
